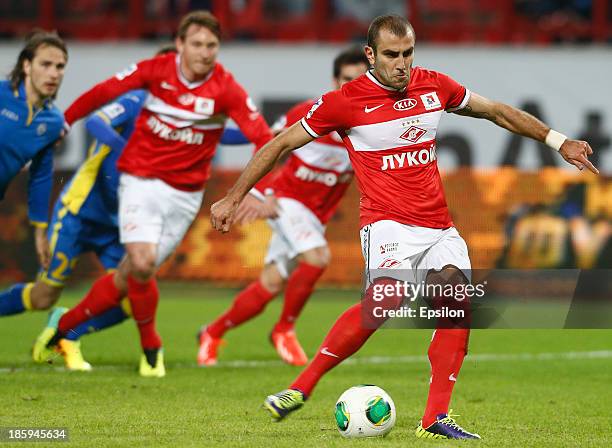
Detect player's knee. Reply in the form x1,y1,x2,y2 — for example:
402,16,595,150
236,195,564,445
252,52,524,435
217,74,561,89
126,245,157,280
426,266,471,328
29,282,63,310
129,258,156,281
300,246,331,268
366,277,405,309
260,265,285,295
426,265,467,289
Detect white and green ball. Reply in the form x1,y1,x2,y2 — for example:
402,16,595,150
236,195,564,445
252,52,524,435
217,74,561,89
334,385,396,438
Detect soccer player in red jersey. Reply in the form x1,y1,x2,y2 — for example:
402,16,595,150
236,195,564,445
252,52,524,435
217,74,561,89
32,11,273,377
210,15,597,439
197,48,368,367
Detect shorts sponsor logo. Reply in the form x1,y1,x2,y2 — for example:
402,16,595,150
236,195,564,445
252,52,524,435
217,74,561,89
378,258,402,268
393,98,417,111
399,126,426,143
380,146,437,171
379,242,399,254
421,92,441,110
147,116,204,145
122,223,138,232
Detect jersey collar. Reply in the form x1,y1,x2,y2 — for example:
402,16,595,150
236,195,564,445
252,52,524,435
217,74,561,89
15,81,53,112
175,54,215,89
366,70,407,93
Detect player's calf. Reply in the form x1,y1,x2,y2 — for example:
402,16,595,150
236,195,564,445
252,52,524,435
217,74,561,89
28,281,63,310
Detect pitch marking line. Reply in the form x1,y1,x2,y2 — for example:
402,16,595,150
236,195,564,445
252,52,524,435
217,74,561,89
1,350,611,373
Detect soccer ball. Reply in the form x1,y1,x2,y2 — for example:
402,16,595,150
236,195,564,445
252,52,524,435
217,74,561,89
334,385,396,438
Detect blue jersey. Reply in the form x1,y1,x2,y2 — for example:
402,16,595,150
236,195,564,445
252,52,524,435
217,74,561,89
0,80,64,226
59,90,146,227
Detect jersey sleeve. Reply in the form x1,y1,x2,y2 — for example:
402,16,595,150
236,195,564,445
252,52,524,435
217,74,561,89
85,90,145,151
300,90,348,138
437,72,471,112
271,102,312,133
223,76,273,151
64,59,156,126
27,145,53,226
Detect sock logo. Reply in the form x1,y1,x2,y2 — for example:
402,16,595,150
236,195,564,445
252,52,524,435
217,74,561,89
449,373,457,382
320,347,339,358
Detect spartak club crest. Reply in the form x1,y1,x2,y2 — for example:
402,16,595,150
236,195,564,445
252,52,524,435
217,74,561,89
399,126,426,143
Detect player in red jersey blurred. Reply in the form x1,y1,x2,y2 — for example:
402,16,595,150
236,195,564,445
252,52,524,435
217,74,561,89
210,15,597,439
197,48,368,367
32,11,273,377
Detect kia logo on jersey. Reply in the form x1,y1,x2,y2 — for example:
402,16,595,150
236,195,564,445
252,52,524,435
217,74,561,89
393,98,417,111
400,126,427,143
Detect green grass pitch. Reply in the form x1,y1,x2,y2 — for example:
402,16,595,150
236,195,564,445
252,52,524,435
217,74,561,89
1,283,611,447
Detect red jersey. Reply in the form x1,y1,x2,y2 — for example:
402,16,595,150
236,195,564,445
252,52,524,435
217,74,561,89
301,67,470,229
256,100,353,224
65,53,273,191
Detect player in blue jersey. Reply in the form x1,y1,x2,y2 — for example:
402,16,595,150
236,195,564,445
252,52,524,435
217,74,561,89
0,88,146,370
3,44,251,371
0,31,67,275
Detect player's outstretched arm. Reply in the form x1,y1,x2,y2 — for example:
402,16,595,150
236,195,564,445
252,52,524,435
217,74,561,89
453,92,598,174
210,122,313,233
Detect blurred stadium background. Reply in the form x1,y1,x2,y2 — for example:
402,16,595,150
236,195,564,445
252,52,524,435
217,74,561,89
0,0,610,285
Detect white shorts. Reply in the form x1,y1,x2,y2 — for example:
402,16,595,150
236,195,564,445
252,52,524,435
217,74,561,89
264,197,327,278
360,220,471,285
119,173,203,266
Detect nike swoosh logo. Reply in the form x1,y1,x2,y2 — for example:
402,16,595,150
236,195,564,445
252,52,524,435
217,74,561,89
160,81,177,90
320,347,339,358
364,104,384,113
449,373,457,382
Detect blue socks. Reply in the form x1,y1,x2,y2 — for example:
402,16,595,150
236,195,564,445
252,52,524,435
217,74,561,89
0,283,28,316
64,306,129,341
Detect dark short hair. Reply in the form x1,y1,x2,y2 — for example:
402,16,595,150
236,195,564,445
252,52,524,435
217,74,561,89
177,10,221,41
333,47,369,78
367,15,414,52
9,30,68,90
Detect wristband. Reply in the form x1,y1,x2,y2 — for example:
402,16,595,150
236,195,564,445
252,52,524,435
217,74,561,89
545,129,567,151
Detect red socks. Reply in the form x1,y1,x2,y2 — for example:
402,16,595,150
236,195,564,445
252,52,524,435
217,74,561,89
291,302,375,396
290,278,403,396
274,262,325,333
421,328,470,427
58,273,122,333
207,280,275,338
127,276,161,350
